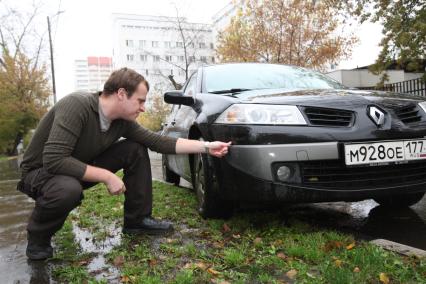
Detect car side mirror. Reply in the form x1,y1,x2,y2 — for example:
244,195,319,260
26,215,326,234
164,91,195,106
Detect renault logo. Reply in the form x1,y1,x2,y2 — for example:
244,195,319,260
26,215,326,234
368,106,385,126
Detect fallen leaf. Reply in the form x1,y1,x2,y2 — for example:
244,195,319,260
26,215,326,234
232,234,241,239
78,260,89,266
353,267,360,273
213,242,224,248
218,281,231,284
286,269,298,279
334,259,343,267
254,237,262,245
113,255,125,267
120,275,130,283
379,273,390,284
183,263,194,269
148,258,158,267
277,252,287,260
222,223,231,232
207,268,221,276
324,241,343,252
346,242,356,250
195,262,208,270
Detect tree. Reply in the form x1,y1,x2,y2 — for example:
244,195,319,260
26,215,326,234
151,8,214,90
216,0,357,71
0,3,51,155
328,0,426,83
137,82,172,132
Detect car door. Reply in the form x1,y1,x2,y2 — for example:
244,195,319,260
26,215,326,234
165,72,199,180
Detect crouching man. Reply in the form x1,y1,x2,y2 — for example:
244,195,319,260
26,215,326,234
18,67,231,260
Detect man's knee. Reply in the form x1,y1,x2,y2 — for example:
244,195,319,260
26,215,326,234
122,140,149,162
42,176,83,210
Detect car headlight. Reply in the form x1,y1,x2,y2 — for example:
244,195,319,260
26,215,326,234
419,102,426,114
215,104,307,125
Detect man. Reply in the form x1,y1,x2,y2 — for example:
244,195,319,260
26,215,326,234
18,67,231,260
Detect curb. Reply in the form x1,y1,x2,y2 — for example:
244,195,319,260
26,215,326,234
370,239,426,258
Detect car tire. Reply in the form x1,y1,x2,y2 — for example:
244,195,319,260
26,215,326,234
193,146,233,219
162,155,180,186
374,192,425,208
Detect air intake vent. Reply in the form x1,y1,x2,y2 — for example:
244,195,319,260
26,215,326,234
395,105,422,124
303,107,354,127
301,160,426,190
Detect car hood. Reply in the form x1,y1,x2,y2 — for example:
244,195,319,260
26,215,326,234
236,88,424,109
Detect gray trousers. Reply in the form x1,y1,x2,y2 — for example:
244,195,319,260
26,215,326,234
18,140,153,239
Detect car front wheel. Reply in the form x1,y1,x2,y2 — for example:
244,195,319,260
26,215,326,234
374,192,425,208
193,145,233,219
162,155,180,186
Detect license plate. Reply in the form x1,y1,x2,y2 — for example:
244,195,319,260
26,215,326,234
344,139,426,166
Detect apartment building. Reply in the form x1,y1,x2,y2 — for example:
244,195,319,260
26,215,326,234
74,57,113,92
111,14,216,88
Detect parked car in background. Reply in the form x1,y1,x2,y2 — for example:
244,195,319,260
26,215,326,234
161,63,426,218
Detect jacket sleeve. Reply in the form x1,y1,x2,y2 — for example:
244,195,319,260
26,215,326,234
42,97,88,178
123,121,178,154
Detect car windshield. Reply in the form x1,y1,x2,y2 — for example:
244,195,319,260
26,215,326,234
204,64,345,94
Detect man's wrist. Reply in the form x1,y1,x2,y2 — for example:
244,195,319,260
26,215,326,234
204,141,210,154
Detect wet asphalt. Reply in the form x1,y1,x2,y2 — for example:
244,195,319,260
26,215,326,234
1,152,426,283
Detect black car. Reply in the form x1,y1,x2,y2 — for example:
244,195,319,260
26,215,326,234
161,63,426,218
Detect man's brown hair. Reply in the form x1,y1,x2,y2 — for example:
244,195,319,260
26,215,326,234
103,67,150,97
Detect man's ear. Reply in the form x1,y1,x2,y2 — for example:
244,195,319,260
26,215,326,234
117,88,126,101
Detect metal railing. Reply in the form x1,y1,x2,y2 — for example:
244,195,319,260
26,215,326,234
359,77,425,97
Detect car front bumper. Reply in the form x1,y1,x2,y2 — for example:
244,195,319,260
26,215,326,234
217,142,426,203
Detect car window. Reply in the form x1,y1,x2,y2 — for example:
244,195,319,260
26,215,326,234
184,73,197,97
204,64,345,94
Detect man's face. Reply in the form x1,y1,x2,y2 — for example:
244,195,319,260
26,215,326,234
117,82,147,121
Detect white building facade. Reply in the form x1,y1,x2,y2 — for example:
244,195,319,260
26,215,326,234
74,57,113,92
326,68,424,88
111,14,216,89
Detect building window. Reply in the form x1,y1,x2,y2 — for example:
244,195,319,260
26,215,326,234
189,56,195,63
140,55,147,61
176,42,183,48
152,41,159,48
164,41,172,48
200,56,207,63
126,40,134,47
139,40,146,47
199,42,206,49
165,55,172,62
211,56,215,63
178,56,184,62
153,55,160,62
126,54,134,61
188,42,195,48
210,43,214,49
146,69,149,76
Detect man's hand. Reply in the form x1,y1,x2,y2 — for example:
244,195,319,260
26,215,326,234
105,173,126,195
206,141,232,158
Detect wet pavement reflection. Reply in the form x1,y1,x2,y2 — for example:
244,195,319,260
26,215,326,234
1,153,426,283
0,157,55,283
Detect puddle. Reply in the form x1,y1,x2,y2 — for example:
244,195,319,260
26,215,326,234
72,222,122,282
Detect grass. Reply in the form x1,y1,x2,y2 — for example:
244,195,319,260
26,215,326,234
53,178,426,283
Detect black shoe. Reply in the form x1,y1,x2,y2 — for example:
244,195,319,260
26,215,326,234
26,233,53,260
123,216,174,235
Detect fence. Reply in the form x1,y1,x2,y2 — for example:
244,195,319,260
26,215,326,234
359,77,426,97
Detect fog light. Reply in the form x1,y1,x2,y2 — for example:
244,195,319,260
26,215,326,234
277,166,291,181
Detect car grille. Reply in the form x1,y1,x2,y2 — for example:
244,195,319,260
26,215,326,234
300,160,426,190
303,107,354,127
395,104,422,124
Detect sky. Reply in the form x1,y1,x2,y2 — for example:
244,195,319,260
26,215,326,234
1,0,383,101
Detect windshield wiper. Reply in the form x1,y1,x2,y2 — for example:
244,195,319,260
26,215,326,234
208,88,253,94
